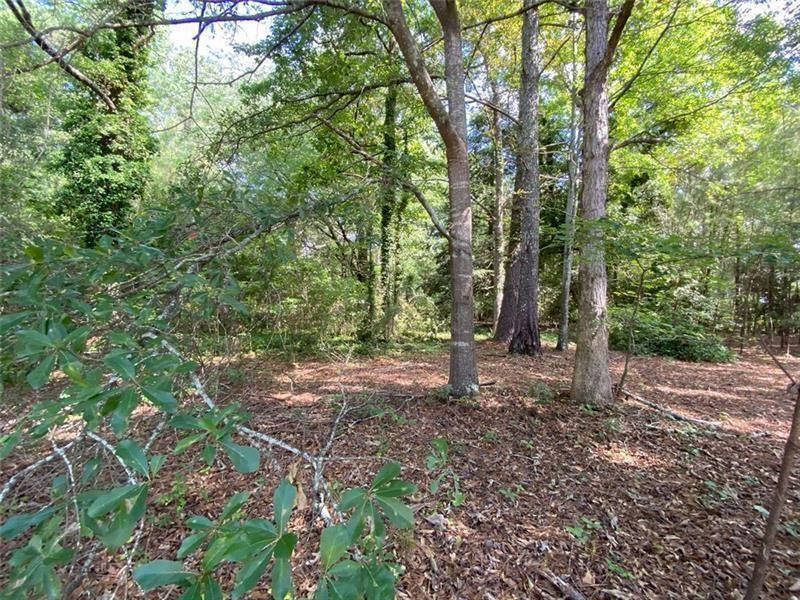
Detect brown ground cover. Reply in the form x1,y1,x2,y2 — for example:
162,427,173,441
3,341,799,598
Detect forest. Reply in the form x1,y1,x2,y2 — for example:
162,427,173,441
0,0,799,598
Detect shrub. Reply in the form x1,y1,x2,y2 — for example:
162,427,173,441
609,308,735,363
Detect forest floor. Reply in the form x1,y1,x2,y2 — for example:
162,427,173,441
4,340,800,599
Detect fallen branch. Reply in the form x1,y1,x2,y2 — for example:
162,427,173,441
0,433,83,504
537,568,587,600
619,388,722,429
157,337,339,524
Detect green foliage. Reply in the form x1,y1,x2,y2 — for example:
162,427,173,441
134,464,416,600
425,438,466,509
609,308,736,363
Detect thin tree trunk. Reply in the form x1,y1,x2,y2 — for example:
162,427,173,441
489,80,506,336
380,83,399,339
745,379,800,599
571,0,634,405
557,16,582,352
509,2,542,355
383,0,478,395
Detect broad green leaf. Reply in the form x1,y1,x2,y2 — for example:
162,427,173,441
370,462,402,489
328,560,360,578
134,560,196,591
116,439,149,477
0,312,30,335
375,497,414,529
0,431,23,460
273,533,297,560
26,354,55,390
203,535,237,571
271,556,293,600
174,432,207,454
142,386,178,413
103,350,136,381
233,552,272,600
0,506,56,540
81,457,103,484
186,515,215,531
87,484,141,518
149,454,166,476
337,488,366,512
24,245,44,262
273,480,296,532
221,491,250,520
319,525,350,571
373,479,417,499
221,438,260,474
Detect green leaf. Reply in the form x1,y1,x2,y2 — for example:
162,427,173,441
0,311,30,335
24,245,44,262
337,488,366,512
17,329,54,351
373,479,417,498
174,432,207,454
26,354,56,390
0,430,22,460
149,454,166,477
273,480,296,532
134,560,196,591
116,439,149,477
221,492,250,520
87,484,141,518
271,556,294,600
233,553,272,600
375,497,414,529
186,515,214,531
142,386,178,413
177,532,208,559
319,525,350,571
370,462,401,489
202,443,217,466
0,506,56,540
103,350,136,381
81,457,103,484
273,533,297,560
111,388,139,435
203,535,237,571
328,560,360,579
221,438,260,474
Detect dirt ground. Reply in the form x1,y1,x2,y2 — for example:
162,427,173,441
3,341,800,598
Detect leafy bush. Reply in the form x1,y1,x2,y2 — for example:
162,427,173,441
609,308,735,363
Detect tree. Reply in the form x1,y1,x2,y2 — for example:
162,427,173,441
508,0,543,355
54,0,157,245
556,12,582,352
383,0,479,395
570,0,634,405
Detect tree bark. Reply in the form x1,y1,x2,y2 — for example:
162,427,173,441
570,0,634,405
508,2,542,356
489,79,506,336
380,83,399,339
383,0,478,395
556,16,582,352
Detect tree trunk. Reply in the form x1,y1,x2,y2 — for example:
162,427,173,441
383,0,478,395
495,258,519,343
509,2,542,356
380,83,399,339
571,0,634,405
489,80,506,336
556,17,582,352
